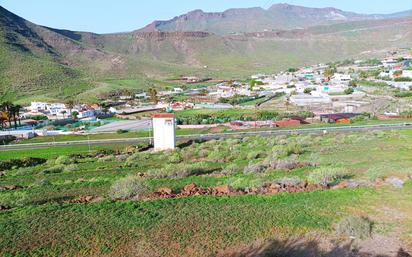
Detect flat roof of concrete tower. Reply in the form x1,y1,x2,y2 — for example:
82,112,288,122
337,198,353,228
153,113,175,118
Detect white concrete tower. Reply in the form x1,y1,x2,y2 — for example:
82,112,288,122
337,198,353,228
152,113,176,151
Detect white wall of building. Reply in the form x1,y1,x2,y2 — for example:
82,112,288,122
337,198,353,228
153,114,176,151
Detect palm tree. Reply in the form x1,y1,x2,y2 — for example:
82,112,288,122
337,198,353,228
1,102,14,128
148,88,159,104
61,110,67,119
0,111,8,130
15,105,22,126
65,100,75,117
71,111,79,120
11,104,22,128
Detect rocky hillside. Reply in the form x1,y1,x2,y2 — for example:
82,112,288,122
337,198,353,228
138,3,412,35
0,5,411,103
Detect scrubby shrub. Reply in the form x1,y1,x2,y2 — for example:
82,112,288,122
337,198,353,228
109,176,148,200
286,143,304,156
116,129,129,134
55,155,73,165
243,163,267,174
150,162,216,179
273,159,305,171
336,216,372,239
365,167,387,180
208,150,227,163
247,151,265,160
271,145,289,159
275,177,303,187
221,163,241,175
308,167,352,186
63,164,78,173
98,155,116,163
167,152,183,164
197,149,209,158
125,153,150,168
42,165,65,174
33,179,52,187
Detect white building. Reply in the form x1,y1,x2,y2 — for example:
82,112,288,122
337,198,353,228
403,70,412,79
30,102,48,111
152,113,176,151
173,88,184,93
382,58,398,68
289,94,331,106
332,73,351,83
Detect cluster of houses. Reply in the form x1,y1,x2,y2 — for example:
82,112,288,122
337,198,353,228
3,48,411,138
24,102,102,120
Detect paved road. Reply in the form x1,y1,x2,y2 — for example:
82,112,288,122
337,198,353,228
91,120,151,132
1,123,411,151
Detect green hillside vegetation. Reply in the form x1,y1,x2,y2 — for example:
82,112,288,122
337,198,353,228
1,130,412,255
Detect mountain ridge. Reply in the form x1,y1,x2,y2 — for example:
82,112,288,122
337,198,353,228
0,5,411,103
137,3,412,34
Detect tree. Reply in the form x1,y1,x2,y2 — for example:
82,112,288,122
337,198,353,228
344,88,355,95
11,104,22,129
61,110,67,119
148,88,159,104
199,89,209,95
348,80,357,88
1,102,14,128
0,112,8,130
304,88,313,94
71,111,79,120
65,100,75,116
324,66,337,79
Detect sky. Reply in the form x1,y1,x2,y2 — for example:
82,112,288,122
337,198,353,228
1,0,411,33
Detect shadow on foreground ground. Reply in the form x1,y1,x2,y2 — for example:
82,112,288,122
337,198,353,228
223,238,411,257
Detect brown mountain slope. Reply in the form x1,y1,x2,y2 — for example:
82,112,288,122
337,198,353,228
0,5,411,102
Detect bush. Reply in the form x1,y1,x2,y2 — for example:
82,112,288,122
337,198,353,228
275,177,303,187
308,167,352,186
150,162,216,179
98,155,116,163
63,164,78,172
55,155,73,165
286,143,304,156
221,163,240,175
0,157,47,171
208,150,227,163
116,129,129,134
246,151,265,160
33,179,52,187
42,165,65,174
336,216,372,239
344,87,354,95
167,152,183,164
243,163,267,174
197,149,209,158
125,153,149,168
109,176,148,200
274,159,305,171
271,145,289,158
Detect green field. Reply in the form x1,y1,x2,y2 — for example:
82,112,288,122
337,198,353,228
1,129,412,256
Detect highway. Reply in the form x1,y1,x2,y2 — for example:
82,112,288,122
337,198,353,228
1,123,411,151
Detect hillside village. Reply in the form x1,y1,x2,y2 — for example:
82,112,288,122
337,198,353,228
1,48,411,139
